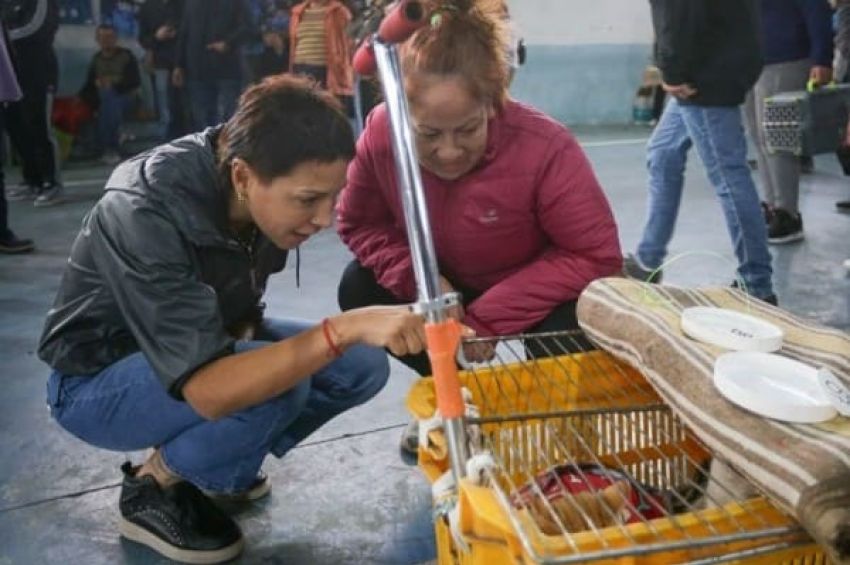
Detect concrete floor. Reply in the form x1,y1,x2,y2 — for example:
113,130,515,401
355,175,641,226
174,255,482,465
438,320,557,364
1,125,848,564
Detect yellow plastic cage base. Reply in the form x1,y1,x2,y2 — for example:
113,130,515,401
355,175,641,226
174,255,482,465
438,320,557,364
409,350,829,564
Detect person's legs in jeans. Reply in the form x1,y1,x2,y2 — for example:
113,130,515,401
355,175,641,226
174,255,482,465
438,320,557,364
217,79,241,123
47,319,388,493
152,69,171,140
678,104,774,299
635,98,693,270
96,87,131,155
256,319,389,458
187,80,219,130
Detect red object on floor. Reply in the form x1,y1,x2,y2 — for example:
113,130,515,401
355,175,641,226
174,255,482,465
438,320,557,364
52,96,93,136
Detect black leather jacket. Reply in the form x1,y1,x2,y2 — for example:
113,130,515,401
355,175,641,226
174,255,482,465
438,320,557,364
650,0,764,107
38,129,288,397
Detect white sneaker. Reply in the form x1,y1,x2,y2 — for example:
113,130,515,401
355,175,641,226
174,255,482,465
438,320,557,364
33,184,65,207
6,183,37,201
100,151,121,166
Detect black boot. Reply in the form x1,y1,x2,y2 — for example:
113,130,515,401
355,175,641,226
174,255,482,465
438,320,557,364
0,230,34,254
118,462,244,564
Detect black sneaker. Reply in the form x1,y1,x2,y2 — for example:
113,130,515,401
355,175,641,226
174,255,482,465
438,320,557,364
760,201,774,224
0,231,34,254
623,253,663,282
118,462,244,564
837,200,850,213
730,280,778,306
767,209,804,244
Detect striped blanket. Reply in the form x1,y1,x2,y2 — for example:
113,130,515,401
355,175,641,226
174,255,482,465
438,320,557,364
576,277,850,563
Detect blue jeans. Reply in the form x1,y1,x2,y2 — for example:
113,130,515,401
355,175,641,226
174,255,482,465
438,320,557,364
46,318,389,493
186,79,240,129
97,87,132,153
152,69,187,140
636,98,774,299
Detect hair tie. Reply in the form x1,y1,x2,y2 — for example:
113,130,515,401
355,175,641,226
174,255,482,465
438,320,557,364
430,3,459,27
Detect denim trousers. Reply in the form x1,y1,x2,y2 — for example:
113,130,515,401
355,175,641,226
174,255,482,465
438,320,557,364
152,69,187,141
186,78,240,130
46,318,389,493
97,87,132,152
636,98,774,299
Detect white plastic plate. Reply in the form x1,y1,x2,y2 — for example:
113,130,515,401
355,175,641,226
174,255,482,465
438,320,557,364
818,368,850,417
714,352,838,423
681,307,783,352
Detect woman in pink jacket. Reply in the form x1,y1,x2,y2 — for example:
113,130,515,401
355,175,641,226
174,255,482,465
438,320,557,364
337,0,622,380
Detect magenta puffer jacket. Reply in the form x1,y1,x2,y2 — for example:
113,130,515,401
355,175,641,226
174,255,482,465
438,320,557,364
337,100,623,336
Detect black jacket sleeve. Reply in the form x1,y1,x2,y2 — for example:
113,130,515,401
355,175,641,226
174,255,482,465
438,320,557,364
115,49,141,94
796,0,835,68
138,3,157,51
87,192,235,397
649,0,706,86
78,57,97,108
223,0,249,50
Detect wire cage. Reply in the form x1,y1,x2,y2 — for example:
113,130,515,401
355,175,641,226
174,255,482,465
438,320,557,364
763,86,850,157
408,331,827,565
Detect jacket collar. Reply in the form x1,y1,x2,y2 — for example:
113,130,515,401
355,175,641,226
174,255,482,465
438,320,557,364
106,126,236,248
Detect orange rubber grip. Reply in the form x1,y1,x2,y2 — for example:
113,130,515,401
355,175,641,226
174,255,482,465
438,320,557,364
425,320,464,419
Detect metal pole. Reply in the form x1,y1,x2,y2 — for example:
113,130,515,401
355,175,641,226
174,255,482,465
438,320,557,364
372,41,442,313
373,39,469,478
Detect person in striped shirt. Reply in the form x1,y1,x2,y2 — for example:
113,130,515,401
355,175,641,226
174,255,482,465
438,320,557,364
288,0,354,100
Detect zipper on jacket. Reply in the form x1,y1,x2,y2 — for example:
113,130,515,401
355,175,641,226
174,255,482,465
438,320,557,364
233,227,259,296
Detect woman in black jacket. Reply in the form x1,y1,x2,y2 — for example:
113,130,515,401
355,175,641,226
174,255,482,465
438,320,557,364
38,75,427,563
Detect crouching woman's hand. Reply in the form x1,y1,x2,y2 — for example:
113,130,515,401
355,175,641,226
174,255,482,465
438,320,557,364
332,305,427,357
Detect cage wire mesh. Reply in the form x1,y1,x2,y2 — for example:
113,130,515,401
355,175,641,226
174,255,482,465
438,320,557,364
764,97,805,155
441,330,813,564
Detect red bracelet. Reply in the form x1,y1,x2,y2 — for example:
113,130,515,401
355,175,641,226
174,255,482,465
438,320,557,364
321,318,344,358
